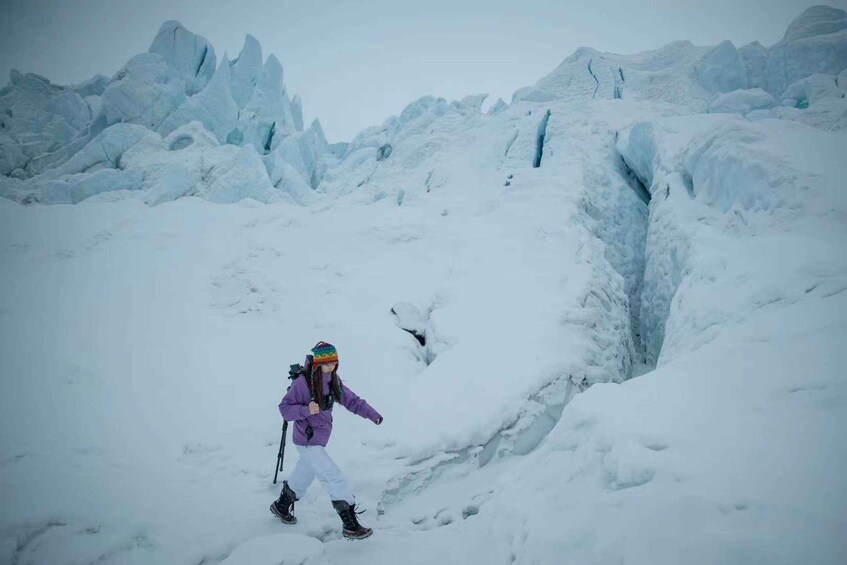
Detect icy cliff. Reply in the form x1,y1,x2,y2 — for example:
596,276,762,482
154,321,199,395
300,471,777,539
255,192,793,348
0,21,323,204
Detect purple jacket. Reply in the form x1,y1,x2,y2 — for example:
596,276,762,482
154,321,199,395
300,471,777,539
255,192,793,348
278,371,382,447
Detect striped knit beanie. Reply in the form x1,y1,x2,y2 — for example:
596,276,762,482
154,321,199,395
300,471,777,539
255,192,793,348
312,341,339,366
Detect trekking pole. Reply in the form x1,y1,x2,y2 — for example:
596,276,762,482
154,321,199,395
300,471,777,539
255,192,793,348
273,362,305,484
273,420,288,485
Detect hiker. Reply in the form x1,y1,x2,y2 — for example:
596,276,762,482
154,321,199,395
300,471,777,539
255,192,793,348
270,341,383,540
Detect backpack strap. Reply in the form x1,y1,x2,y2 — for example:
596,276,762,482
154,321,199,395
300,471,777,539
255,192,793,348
301,355,316,401
300,355,318,442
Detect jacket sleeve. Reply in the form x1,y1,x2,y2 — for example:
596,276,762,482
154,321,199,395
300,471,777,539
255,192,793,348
278,377,312,422
340,381,382,424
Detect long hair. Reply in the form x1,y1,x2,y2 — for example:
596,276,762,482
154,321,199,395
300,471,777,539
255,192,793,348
310,362,344,408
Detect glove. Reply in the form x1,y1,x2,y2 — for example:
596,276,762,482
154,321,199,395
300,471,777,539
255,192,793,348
376,416,383,425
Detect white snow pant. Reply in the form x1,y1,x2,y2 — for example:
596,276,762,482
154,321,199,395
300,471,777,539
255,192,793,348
287,444,355,504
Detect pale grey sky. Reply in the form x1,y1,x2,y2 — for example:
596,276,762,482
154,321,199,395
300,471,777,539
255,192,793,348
1,0,843,142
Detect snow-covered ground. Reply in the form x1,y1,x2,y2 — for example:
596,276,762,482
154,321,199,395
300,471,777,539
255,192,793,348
1,5,846,565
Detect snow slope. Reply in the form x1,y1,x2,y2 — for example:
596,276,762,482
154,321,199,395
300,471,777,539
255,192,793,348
1,5,846,565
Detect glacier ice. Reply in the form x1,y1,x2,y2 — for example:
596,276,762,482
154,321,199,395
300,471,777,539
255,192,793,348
100,53,188,130
1,6,846,564
0,71,92,176
118,121,279,204
708,88,776,114
71,74,108,98
695,40,748,93
486,97,508,115
617,108,846,363
54,123,159,176
228,34,263,110
781,72,846,107
157,56,239,143
4,7,845,207
148,20,217,96
29,167,145,204
290,94,304,132
236,55,295,154
765,5,847,96
739,41,768,90
514,42,719,109
0,21,329,205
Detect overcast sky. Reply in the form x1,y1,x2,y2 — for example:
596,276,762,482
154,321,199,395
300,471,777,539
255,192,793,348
1,0,844,142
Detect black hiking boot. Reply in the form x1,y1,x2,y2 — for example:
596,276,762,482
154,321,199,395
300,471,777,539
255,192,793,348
332,500,373,540
270,481,298,525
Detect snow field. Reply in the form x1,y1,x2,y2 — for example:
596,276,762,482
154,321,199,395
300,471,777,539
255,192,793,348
2,5,847,564
0,107,646,560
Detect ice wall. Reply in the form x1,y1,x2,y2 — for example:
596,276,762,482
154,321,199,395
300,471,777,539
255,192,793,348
0,22,326,205
617,110,847,365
